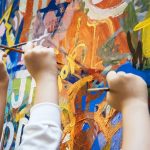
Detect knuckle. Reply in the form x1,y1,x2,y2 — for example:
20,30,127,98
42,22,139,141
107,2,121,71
117,71,126,77
126,73,137,80
117,71,125,75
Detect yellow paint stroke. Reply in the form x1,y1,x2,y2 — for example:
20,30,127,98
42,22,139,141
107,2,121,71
74,17,82,46
61,75,93,150
70,43,87,64
134,17,150,58
134,17,150,31
101,19,114,34
15,107,29,122
59,53,80,80
87,21,99,67
67,57,76,74
60,65,70,80
142,26,150,58
87,18,114,67
68,75,93,113
58,75,63,92
103,142,111,150
0,2,14,52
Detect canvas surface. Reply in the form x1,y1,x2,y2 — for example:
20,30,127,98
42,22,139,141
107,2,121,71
0,0,150,149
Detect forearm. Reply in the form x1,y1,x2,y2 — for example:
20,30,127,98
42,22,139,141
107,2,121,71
122,101,150,150
0,85,8,138
34,75,58,105
20,75,62,149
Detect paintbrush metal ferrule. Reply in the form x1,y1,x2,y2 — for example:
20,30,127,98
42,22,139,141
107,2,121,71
88,87,110,92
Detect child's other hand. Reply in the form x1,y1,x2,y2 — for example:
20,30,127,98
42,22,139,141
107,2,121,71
23,42,58,81
106,71,148,111
0,50,9,87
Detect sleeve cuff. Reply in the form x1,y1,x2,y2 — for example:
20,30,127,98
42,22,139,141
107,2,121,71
29,103,61,126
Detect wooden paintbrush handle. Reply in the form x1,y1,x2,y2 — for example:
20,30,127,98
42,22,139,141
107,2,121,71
0,45,24,54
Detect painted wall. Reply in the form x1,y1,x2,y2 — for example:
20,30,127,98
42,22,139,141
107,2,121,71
0,0,150,149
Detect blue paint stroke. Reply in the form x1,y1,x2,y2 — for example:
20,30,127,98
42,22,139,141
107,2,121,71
82,122,90,132
89,92,106,112
81,95,86,111
7,64,25,75
39,0,69,36
8,0,23,65
111,113,122,125
0,0,24,66
0,0,6,18
117,62,150,86
92,133,106,150
66,74,79,83
111,128,123,150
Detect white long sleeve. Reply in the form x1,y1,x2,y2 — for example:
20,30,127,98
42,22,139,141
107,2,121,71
18,103,62,150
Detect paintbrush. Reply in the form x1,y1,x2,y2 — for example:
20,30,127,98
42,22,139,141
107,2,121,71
0,35,87,69
0,34,50,50
0,45,24,54
88,87,110,92
0,42,85,69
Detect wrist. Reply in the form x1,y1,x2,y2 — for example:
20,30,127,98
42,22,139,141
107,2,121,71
35,72,57,83
122,99,149,115
34,74,58,105
36,74,57,85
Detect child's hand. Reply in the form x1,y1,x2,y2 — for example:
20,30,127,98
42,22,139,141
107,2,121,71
23,43,58,105
23,42,58,81
0,51,9,88
106,71,148,111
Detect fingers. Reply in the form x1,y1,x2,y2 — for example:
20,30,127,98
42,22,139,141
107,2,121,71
23,42,55,54
127,73,147,87
24,42,55,55
23,42,56,62
106,71,117,84
22,42,34,53
106,71,127,89
107,71,126,82
117,71,126,77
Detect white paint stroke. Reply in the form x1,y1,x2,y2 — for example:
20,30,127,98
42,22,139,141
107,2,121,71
92,0,103,5
11,78,26,109
2,122,14,150
15,118,28,149
82,0,130,20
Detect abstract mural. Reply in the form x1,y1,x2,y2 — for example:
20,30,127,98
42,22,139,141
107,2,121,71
0,0,150,149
